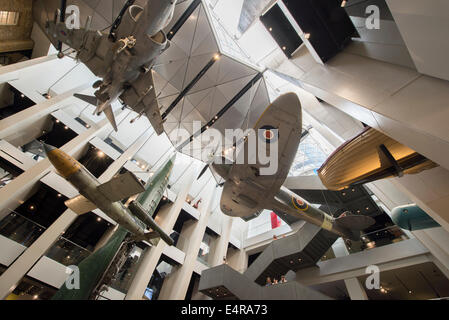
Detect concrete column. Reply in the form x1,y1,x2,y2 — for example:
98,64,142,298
0,118,109,220
0,54,57,83
191,276,211,300
158,182,217,300
344,278,369,300
0,124,149,299
94,225,120,253
0,83,91,147
412,227,449,279
0,209,77,300
227,247,248,274
125,170,197,300
209,216,233,267
332,238,368,300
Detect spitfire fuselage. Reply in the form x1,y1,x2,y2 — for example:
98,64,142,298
272,186,351,239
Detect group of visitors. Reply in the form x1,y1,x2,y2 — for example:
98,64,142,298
265,275,287,286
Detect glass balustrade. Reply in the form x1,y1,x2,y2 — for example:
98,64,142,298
345,225,409,254
0,210,91,266
0,211,45,247
45,237,91,266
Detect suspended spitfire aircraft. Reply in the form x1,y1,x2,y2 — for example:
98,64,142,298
43,0,178,133
198,93,375,241
43,143,174,246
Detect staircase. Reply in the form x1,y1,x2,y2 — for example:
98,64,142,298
245,223,338,285
198,222,338,299
199,264,331,300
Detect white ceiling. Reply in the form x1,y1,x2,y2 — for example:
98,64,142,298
386,0,449,81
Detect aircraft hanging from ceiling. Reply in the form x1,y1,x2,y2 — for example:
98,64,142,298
317,127,438,191
41,0,181,133
43,142,175,246
199,93,375,241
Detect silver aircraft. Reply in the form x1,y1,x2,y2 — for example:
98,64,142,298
201,93,375,241
44,0,178,133
43,143,174,245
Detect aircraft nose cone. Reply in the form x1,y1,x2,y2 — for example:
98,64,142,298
42,143,56,155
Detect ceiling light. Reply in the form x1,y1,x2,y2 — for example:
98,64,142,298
33,295,39,300
57,193,62,198
269,27,273,31
29,205,35,210
341,0,347,7
304,33,311,39
56,119,60,123
97,217,101,222
20,94,25,98
214,54,221,61
64,126,69,130
98,151,105,157
282,46,286,51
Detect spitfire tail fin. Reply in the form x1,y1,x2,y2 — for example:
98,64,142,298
335,213,375,231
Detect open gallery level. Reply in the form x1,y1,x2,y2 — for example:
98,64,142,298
0,0,449,302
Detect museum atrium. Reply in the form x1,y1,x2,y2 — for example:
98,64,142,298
0,0,448,301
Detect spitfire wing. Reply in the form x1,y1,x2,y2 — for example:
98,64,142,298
97,171,145,203
65,195,98,215
120,71,164,135
220,93,302,217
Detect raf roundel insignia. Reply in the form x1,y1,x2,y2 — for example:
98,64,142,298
259,125,278,144
60,30,67,37
291,196,308,211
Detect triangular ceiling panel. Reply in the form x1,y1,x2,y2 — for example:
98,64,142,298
185,87,214,107
191,5,219,57
189,89,215,121
171,6,200,56
183,53,216,91
247,79,270,127
149,2,271,160
217,56,258,84
156,41,189,65
153,59,188,92
158,95,179,116
216,75,255,101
